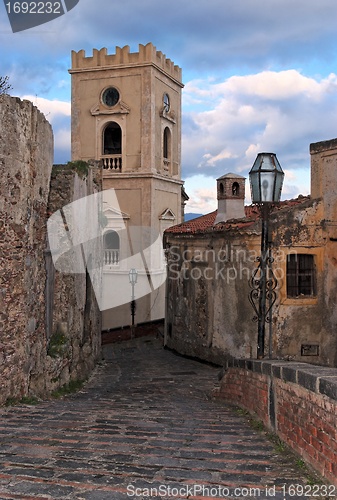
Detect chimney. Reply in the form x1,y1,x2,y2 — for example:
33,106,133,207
214,173,246,224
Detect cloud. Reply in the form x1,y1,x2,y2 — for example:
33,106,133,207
2,0,337,211
182,69,337,197
3,0,337,87
202,149,237,168
21,95,71,163
13,67,336,209
54,128,71,163
281,168,311,200
185,186,217,215
222,71,331,101
21,95,71,120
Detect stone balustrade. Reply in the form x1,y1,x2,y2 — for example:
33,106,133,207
101,155,122,172
104,249,119,266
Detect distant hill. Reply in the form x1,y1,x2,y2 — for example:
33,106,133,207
184,213,203,221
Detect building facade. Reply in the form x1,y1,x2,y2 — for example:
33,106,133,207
164,139,337,367
69,43,184,329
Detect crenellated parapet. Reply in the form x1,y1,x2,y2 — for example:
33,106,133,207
70,42,182,82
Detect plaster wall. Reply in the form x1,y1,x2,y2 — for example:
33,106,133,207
46,164,102,393
102,175,180,329
70,43,184,330
69,43,182,180
103,175,181,230
165,232,260,364
165,195,337,366
310,138,337,222
214,198,246,223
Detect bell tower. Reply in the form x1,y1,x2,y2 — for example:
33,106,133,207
69,43,184,329
69,43,183,204
214,173,246,223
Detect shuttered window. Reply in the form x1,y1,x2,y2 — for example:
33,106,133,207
286,254,316,298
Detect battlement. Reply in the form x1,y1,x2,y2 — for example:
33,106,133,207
70,43,182,83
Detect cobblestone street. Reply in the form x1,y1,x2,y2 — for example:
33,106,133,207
0,336,324,499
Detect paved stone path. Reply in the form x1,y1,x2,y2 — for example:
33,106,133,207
0,336,324,499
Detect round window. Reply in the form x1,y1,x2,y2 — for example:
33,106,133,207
102,87,120,107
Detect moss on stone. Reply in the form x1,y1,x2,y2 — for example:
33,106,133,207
47,331,68,358
51,379,86,398
66,160,89,177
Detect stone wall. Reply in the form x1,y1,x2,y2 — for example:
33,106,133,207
44,163,102,394
165,229,259,365
0,95,53,403
270,198,337,366
216,360,337,487
0,95,102,405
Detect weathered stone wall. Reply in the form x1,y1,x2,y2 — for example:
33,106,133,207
216,360,337,486
270,199,337,366
0,95,53,403
0,96,102,405
165,230,259,365
43,163,102,394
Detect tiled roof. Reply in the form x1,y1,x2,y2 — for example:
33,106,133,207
166,211,217,234
165,196,310,235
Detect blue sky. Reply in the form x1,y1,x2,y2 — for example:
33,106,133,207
1,0,337,213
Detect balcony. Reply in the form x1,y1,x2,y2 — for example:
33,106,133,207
104,249,119,266
101,155,122,172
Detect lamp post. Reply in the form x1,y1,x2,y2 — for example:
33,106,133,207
129,268,138,330
248,153,284,359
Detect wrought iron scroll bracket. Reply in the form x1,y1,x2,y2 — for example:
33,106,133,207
248,254,278,323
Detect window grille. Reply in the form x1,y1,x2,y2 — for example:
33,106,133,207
286,254,316,297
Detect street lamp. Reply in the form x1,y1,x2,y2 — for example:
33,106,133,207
129,268,138,328
248,153,284,359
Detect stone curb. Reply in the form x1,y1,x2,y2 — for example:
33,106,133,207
225,358,337,401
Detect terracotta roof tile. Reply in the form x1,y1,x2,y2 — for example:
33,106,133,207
165,196,310,235
166,211,217,234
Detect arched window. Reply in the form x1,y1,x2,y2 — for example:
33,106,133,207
163,127,171,161
103,122,122,155
104,230,120,265
219,182,224,196
232,182,240,196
